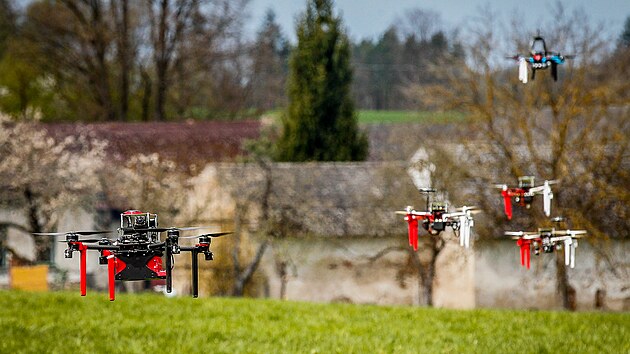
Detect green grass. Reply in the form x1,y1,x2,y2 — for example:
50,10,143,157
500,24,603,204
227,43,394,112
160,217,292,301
262,110,466,125
0,291,627,353
356,110,466,124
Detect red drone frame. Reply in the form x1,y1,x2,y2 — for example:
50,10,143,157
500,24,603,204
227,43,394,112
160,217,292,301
495,176,557,220
396,188,478,251
506,228,586,269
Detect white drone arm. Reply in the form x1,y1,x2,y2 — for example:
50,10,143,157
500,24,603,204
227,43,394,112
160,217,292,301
563,238,572,267
550,234,579,268
529,181,554,216
571,238,578,268
518,58,528,83
452,207,475,248
462,215,474,248
543,181,553,217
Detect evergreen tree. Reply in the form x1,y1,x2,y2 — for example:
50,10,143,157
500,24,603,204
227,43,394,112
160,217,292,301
620,15,630,48
276,0,367,161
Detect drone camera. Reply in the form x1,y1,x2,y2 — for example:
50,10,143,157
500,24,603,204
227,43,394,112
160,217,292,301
64,249,73,259
518,176,535,188
120,211,158,229
99,256,107,265
430,202,447,212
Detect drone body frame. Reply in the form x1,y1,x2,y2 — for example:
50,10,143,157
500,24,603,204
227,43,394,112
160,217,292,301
40,210,228,301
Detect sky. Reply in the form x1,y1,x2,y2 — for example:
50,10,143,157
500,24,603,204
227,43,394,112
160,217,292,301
248,0,630,42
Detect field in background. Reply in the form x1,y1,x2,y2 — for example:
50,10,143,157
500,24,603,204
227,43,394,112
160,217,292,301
357,110,466,124
0,291,627,353
261,110,466,125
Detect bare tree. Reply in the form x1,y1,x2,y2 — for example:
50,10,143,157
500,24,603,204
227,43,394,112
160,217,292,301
0,113,106,262
394,8,443,43
107,153,189,219
229,159,273,297
24,0,117,120
110,1,142,121
145,0,197,121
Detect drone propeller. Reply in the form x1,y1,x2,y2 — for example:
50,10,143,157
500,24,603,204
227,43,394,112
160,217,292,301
57,238,104,243
122,226,219,233
563,55,576,59
545,179,560,185
505,231,539,238
395,210,431,217
34,230,113,237
418,187,436,193
492,184,508,190
552,229,587,238
453,206,481,214
179,231,233,239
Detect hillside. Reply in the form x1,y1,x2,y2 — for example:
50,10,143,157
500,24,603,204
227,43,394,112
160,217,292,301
0,291,627,353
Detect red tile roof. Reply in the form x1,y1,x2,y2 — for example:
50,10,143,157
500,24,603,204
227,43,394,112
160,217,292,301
42,120,261,169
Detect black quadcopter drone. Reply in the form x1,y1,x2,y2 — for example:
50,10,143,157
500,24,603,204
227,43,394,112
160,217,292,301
506,35,575,83
34,210,231,301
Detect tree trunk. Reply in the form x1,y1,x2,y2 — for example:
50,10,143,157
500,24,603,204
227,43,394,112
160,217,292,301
555,251,576,311
155,62,168,121
140,68,152,121
276,261,288,300
154,0,169,121
114,0,130,121
24,188,49,262
91,0,115,121
411,237,441,307
232,240,269,296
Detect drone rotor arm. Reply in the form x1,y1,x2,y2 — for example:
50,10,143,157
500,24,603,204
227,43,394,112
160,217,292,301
180,231,233,239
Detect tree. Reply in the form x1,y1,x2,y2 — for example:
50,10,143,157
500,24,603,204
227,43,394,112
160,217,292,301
275,0,367,162
9,0,251,122
409,7,629,310
108,153,189,220
0,0,15,57
350,8,463,110
146,0,198,121
0,113,106,262
23,0,117,121
619,15,630,48
249,9,289,111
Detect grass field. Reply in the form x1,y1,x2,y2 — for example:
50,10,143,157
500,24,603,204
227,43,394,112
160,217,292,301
0,291,628,353
356,110,466,125
262,110,466,125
